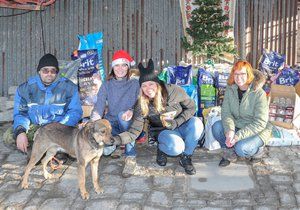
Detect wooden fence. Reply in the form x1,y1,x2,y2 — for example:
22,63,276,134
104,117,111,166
0,0,298,96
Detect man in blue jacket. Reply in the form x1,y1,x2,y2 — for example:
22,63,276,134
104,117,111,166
13,53,83,154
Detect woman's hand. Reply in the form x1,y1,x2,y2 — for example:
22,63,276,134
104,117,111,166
122,110,133,121
225,130,235,148
16,133,28,153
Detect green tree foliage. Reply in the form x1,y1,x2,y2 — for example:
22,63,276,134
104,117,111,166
182,0,236,59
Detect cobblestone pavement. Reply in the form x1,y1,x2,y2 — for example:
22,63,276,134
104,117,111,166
0,123,299,210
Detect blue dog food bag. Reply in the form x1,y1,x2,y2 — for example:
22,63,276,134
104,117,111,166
166,65,193,86
215,71,229,106
275,67,300,86
77,49,102,106
78,32,106,81
180,84,198,114
259,49,285,75
197,68,216,116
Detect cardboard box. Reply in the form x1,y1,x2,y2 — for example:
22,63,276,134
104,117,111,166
268,82,300,129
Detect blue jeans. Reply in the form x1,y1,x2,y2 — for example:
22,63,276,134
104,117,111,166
212,120,264,158
105,111,136,157
157,117,204,156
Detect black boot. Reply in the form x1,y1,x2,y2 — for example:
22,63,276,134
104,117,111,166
250,146,266,163
156,148,167,166
219,157,230,167
179,153,196,175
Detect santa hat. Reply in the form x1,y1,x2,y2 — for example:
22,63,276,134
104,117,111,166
111,50,135,68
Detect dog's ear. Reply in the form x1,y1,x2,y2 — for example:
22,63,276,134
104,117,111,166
84,121,94,135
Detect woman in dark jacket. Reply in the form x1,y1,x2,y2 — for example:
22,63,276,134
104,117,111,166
112,59,204,175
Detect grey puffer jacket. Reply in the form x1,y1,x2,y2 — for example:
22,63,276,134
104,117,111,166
118,84,196,144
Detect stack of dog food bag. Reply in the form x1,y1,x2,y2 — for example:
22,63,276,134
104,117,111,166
258,49,300,146
72,32,105,117
159,62,232,118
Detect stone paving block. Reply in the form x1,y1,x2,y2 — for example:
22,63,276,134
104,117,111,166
172,207,190,210
121,192,145,202
117,203,141,210
85,199,119,210
232,207,252,210
198,207,225,210
0,110,13,122
124,176,151,192
295,194,300,206
100,174,124,186
39,198,69,210
91,185,123,199
269,175,293,183
279,192,296,207
153,176,174,189
189,162,254,192
0,97,7,112
186,199,206,207
2,190,32,207
172,198,185,206
23,206,38,210
144,206,170,210
232,198,255,206
254,206,275,210
174,177,187,192
5,101,14,110
207,199,232,207
147,191,172,207
8,86,18,96
102,163,122,174
273,184,294,192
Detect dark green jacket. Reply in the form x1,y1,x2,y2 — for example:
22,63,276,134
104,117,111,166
221,70,272,144
118,84,196,144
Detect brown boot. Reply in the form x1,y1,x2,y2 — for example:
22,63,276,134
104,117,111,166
122,156,137,178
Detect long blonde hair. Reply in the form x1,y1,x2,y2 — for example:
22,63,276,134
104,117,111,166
139,82,167,117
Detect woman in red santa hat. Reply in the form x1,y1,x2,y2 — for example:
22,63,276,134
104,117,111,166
91,50,140,178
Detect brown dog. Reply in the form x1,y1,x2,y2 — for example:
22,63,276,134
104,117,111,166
21,119,113,200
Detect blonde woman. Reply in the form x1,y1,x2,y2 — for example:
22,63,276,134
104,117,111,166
111,59,204,175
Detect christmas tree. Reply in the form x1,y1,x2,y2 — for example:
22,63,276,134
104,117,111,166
182,0,236,59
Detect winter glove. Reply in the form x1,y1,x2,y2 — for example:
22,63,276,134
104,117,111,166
111,135,122,146
165,119,177,130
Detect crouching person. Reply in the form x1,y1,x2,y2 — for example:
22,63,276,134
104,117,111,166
3,53,83,162
212,60,272,167
111,59,204,175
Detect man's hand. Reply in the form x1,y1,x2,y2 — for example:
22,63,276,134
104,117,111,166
16,133,28,153
110,135,122,146
122,110,133,121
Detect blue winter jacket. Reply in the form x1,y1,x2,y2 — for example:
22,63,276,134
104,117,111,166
13,75,83,132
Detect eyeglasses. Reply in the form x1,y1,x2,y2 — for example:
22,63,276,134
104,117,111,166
40,68,57,75
234,73,247,77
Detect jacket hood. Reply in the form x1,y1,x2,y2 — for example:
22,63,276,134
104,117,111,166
251,69,266,91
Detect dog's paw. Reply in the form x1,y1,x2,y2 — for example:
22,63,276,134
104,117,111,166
95,185,104,194
43,172,52,179
21,180,29,189
80,191,90,200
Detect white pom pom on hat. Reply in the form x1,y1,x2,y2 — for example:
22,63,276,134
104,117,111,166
111,50,135,68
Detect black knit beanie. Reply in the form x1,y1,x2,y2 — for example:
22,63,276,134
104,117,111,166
138,59,160,85
37,53,59,72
